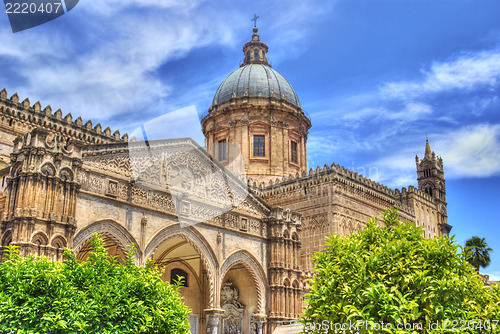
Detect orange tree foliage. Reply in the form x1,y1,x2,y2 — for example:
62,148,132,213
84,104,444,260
303,208,500,333
0,234,190,334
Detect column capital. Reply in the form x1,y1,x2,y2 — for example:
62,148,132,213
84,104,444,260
252,313,267,324
204,308,224,334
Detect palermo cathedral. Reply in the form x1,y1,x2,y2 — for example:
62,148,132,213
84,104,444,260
0,26,451,334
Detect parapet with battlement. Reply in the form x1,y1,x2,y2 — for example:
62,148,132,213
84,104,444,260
0,88,128,162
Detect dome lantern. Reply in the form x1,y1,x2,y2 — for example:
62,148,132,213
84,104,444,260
242,26,270,67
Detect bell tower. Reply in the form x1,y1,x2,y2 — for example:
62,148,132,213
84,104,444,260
416,139,450,235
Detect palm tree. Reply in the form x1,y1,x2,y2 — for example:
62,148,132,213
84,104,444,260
465,236,493,271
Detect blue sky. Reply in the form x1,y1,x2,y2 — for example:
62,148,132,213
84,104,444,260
1,0,499,279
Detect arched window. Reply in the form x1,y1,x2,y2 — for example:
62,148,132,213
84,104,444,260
254,49,259,61
262,50,265,60
246,51,250,62
171,268,188,287
1,232,12,247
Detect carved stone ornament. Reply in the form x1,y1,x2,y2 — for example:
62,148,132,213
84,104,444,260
240,217,248,231
106,179,118,197
221,280,245,334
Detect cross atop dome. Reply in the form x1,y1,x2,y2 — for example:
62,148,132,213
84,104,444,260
241,17,270,67
251,14,259,27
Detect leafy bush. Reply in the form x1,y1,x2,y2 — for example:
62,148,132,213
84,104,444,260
303,207,500,333
0,234,190,334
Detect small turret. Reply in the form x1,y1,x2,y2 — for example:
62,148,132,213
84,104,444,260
241,25,270,67
424,139,432,159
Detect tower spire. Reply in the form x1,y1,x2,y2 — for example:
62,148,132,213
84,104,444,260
425,138,432,159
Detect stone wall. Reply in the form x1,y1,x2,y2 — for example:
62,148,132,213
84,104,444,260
251,162,446,276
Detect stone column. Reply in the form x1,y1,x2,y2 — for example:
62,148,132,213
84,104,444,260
241,119,249,172
253,314,267,334
204,309,224,334
300,136,306,172
140,215,147,249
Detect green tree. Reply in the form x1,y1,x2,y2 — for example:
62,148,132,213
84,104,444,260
465,236,493,271
303,207,500,333
0,234,190,334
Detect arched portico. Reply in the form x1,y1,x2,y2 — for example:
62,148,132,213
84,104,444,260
145,224,219,306
220,250,268,334
73,220,140,263
145,224,219,334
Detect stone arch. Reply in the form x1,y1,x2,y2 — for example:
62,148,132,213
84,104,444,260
10,162,22,177
50,233,67,248
145,224,218,308
220,250,268,314
422,181,435,196
1,229,13,246
31,230,49,245
59,167,74,181
31,231,49,256
73,219,140,258
283,277,290,287
50,234,67,260
41,162,56,176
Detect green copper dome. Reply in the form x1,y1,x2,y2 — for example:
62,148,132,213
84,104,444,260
212,64,301,108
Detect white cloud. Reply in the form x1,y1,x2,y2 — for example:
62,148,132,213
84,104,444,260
1,3,241,126
80,0,204,16
437,124,500,178
361,123,500,188
336,48,500,124
1,0,333,135
129,105,205,145
342,102,432,124
389,102,432,121
267,0,336,63
342,107,384,121
369,149,420,188
381,49,500,100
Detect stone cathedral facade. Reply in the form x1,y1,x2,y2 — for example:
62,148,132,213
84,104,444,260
0,27,451,334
